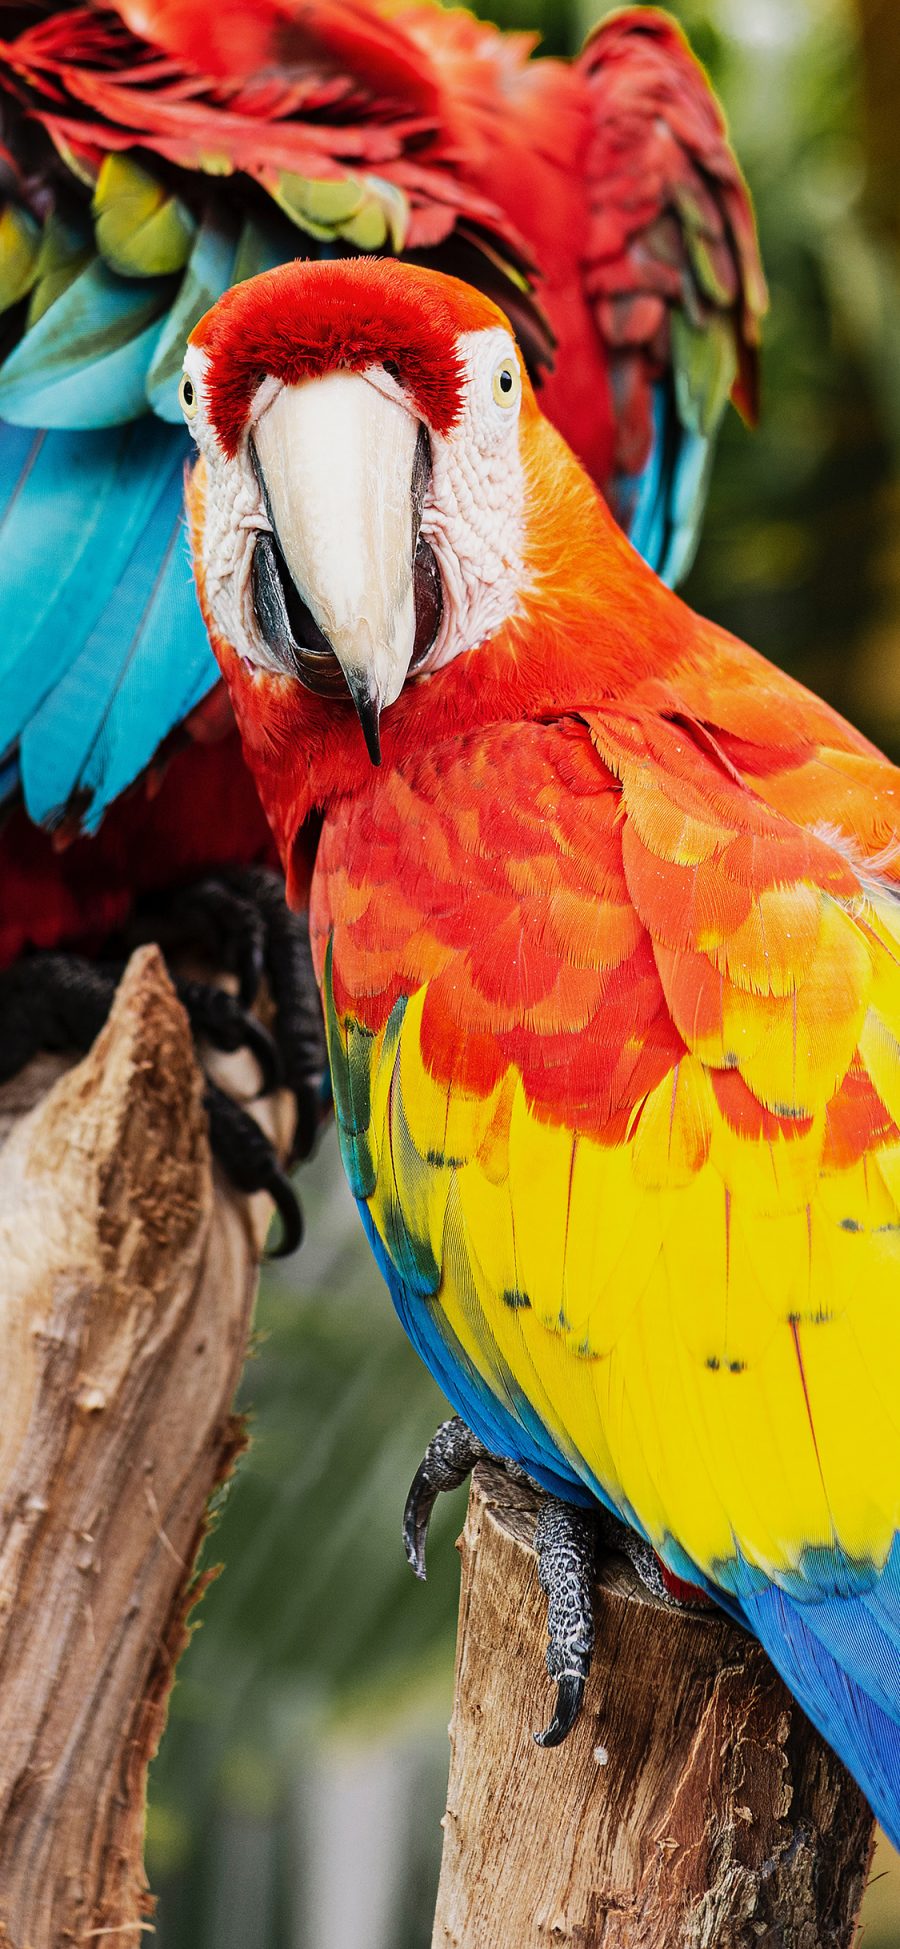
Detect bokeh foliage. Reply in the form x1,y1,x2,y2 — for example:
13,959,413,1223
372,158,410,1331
151,2,900,1941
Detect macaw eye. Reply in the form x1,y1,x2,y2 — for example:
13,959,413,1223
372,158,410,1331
179,373,199,419
491,356,520,410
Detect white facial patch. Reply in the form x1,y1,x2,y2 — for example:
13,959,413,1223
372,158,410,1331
418,326,527,676
180,345,282,672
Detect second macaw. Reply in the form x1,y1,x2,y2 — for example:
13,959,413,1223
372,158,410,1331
0,0,764,1239
180,257,900,1846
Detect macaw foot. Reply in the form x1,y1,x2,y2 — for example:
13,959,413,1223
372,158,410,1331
0,869,326,1254
404,1418,714,1748
403,1415,493,1577
606,1525,716,1613
403,1415,597,1746
532,1496,597,1746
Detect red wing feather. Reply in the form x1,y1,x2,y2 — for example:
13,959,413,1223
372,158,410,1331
579,8,767,486
109,0,444,114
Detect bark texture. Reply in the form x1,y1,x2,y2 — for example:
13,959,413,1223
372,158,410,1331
0,947,284,1946
433,1465,875,1949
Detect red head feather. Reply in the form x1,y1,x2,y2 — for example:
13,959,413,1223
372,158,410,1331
191,258,512,455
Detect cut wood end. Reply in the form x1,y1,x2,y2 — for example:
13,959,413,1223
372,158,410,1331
0,944,213,1296
35,942,209,1222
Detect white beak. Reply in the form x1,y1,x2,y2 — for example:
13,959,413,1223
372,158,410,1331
252,370,422,761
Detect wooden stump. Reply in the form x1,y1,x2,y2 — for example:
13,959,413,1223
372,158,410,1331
0,947,287,1946
433,1465,875,1949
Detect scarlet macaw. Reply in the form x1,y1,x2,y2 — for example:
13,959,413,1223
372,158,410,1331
182,255,900,1844
0,0,763,1225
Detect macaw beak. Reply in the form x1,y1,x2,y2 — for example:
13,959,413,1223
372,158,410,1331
251,370,437,765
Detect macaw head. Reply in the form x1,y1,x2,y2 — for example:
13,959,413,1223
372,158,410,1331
182,259,543,768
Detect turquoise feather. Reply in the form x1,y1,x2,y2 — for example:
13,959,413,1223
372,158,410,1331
0,417,216,826
622,381,712,587
0,257,175,429
20,479,214,829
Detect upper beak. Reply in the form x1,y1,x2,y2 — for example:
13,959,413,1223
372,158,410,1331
251,370,425,764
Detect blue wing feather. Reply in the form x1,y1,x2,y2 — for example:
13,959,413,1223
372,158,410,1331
618,381,713,588
0,748,20,800
0,418,183,740
20,491,215,830
0,417,217,827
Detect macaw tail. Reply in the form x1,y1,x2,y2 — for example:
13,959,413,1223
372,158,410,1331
740,1548,900,1849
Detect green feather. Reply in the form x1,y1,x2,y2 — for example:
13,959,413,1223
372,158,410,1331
687,232,735,309
323,941,377,1200
271,171,408,253
270,170,358,242
93,155,196,278
382,1071,441,1299
289,177,367,226
346,178,408,253
26,211,93,328
0,205,40,316
671,308,737,440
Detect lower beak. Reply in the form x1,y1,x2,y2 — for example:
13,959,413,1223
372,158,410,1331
251,371,426,764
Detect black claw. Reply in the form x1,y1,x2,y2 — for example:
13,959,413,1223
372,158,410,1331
534,1496,596,1751
264,1164,304,1258
247,874,327,1166
204,1082,304,1256
236,934,266,1011
403,1427,598,1754
403,1462,437,1580
534,1674,586,1749
141,864,327,1187
132,865,327,1164
237,1015,283,1096
158,875,268,1010
402,1417,488,1581
175,979,283,1095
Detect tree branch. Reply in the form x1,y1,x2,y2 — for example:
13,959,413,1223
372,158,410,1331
433,1465,875,1949
0,947,286,1946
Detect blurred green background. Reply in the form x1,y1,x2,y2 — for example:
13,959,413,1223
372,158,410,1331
149,0,900,1940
